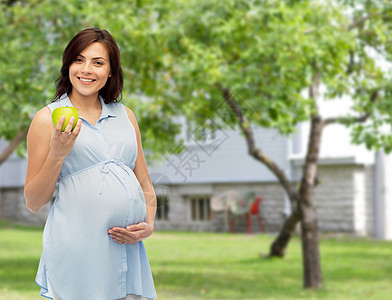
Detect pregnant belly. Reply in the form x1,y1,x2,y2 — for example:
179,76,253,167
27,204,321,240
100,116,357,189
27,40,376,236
54,167,146,232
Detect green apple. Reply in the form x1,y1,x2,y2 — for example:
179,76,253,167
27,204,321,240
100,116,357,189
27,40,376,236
52,106,79,132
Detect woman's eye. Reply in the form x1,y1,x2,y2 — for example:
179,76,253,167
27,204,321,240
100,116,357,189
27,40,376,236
95,61,104,66
75,58,83,63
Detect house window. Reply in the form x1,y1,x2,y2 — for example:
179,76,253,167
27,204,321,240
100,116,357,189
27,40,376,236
156,195,169,221
189,196,211,221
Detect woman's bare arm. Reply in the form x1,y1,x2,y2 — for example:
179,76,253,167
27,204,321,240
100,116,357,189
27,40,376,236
24,107,82,213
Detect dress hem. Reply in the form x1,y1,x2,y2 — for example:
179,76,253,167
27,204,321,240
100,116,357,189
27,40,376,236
35,280,53,300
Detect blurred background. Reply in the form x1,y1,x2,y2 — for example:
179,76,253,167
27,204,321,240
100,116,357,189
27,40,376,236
1,0,392,299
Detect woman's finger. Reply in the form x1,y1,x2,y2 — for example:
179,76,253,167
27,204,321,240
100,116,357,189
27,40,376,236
112,236,126,244
112,236,137,245
55,116,66,133
110,227,140,239
71,119,82,137
110,227,129,234
63,116,75,135
127,222,146,232
109,231,137,244
109,230,126,239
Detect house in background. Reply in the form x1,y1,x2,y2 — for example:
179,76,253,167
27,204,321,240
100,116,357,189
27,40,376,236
1,97,391,239
149,97,392,239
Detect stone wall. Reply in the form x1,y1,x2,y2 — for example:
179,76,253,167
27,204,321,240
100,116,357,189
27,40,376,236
155,164,374,236
155,182,288,233
314,164,373,235
0,187,51,226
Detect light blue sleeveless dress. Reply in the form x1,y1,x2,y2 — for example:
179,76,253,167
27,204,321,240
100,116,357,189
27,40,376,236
35,94,157,300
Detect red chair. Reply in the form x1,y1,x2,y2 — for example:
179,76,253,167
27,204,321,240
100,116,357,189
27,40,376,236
231,196,266,234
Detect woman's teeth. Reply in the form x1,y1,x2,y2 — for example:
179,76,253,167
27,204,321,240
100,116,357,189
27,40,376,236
79,78,94,82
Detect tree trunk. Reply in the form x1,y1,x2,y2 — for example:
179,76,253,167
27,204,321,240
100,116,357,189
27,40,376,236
299,201,323,288
0,127,29,166
269,210,300,257
298,114,324,288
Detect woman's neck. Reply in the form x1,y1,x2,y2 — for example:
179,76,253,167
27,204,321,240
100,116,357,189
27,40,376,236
68,92,102,125
68,92,101,111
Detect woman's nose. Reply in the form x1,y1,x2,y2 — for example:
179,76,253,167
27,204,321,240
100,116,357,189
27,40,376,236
82,62,93,73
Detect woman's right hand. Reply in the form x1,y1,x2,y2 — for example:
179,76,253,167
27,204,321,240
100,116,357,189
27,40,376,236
49,116,82,161
25,108,82,213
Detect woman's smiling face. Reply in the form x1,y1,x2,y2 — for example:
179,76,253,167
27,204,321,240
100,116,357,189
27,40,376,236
69,42,111,99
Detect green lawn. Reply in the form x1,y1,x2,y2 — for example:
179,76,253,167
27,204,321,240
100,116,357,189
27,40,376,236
0,221,391,300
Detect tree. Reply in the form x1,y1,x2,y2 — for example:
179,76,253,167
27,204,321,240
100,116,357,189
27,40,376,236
0,0,182,164
0,0,86,163
2,0,392,290
128,0,392,289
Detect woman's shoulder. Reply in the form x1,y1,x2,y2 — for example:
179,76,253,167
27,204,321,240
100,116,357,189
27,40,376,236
29,106,52,133
47,101,61,112
47,95,69,113
31,95,67,129
123,105,137,123
116,103,139,133
105,101,136,120
101,98,125,114
105,100,124,110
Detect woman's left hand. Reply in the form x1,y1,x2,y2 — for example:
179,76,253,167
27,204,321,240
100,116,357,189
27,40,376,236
108,222,154,245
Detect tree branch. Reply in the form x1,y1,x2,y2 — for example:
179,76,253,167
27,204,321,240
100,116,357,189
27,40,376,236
348,15,371,31
347,11,382,31
323,90,379,126
309,63,321,103
346,49,355,75
0,127,29,165
215,83,297,202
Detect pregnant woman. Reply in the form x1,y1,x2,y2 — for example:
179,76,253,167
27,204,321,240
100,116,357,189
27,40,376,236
24,28,157,300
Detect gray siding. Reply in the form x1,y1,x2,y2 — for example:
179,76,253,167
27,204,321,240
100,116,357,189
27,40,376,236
149,126,289,184
0,140,27,188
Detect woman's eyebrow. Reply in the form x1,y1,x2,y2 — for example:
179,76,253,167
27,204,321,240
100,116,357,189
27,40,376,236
77,54,108,61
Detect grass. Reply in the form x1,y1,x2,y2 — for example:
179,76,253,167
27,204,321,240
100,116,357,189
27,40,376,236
0,220,392,299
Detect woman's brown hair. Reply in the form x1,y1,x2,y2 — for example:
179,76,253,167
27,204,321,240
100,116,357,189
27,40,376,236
53,28,123,103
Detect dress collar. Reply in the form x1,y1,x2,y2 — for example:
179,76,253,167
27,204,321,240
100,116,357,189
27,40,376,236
59,93,117,120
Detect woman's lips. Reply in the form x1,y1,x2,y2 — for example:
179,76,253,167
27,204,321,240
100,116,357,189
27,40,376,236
77,77,96,85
